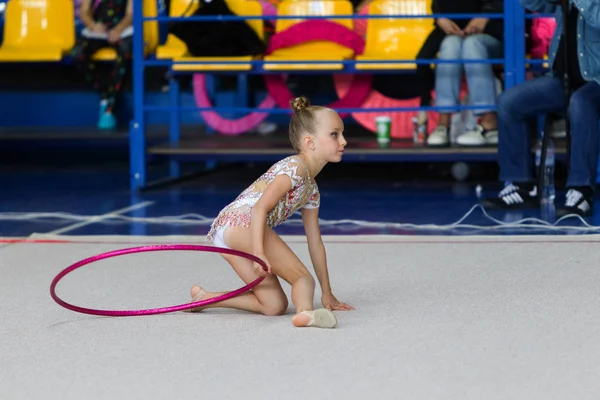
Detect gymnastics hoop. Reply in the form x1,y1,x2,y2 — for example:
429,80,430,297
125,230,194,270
190,0,279,135
263,20,372,119
193,74,276,135
50,244,267,317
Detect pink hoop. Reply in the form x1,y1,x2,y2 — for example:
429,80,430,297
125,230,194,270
189,0,278,135
264,74,372,119
264,20,372,118
193,74,276,135
50,244,267,317
266,20,365,55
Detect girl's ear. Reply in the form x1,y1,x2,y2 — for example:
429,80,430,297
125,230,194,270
303,135,315,151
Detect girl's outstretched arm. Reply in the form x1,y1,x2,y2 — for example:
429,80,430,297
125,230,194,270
301,207,355,311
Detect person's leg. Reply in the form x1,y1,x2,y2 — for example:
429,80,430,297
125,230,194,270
71,38,107,93
416,29,446,107
414,29,446,137
108,36,132,112
71,37,114,126
481,76,565,209
557,81,600,216
457,34,503,146
98,36,133,129
188,225,335,328
427,35,464,147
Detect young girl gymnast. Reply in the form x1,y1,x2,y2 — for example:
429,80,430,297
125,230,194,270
186,96,354,328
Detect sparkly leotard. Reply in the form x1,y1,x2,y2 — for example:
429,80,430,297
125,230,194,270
206,155,320,242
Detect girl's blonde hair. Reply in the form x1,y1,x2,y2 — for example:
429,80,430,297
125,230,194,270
288,96,329,152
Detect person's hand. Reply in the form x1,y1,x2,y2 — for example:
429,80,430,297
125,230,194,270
436,18,464,36
91,23,107,34
322,292,355,311
464,18,488,35
107,29,121,44
253,253,271,276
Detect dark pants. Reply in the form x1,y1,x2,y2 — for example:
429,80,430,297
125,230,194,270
71,36,133,112
497,76,600,190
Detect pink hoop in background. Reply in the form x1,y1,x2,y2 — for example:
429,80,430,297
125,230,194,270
266,20,365,55
189,0,279,135
263,20,371,118
265,74,372,119
50,244,267,317
193,74,276,135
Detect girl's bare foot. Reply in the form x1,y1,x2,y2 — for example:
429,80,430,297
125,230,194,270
183,285,209,313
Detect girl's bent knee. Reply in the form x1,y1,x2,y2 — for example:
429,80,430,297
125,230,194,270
263,300,289,316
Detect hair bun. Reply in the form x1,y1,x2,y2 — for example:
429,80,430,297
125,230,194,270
290,96,310,112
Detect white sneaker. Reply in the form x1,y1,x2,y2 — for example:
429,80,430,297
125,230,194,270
456,124,498,146
426,125,449,147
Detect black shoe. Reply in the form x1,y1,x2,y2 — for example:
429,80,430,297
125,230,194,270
556,189,594,217
481,183,539,210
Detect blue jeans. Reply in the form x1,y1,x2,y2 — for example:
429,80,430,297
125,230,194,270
497,76,600,188
435,34,503,116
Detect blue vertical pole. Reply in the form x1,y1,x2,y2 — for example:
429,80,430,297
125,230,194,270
503,0,515,90
130,0,146,192
513,3,526,86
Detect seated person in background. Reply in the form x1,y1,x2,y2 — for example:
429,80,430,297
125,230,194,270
426,0,504,147
71,0,133,130
481,0,600,217
412,1,447,133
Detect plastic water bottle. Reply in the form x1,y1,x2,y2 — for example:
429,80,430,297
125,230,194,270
535,138,555,202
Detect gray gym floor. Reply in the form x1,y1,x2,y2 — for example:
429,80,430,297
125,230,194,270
2,234,599,400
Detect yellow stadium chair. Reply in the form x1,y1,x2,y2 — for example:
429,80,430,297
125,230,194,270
355,0,434,70
263,0,355,71
171,0,264,72
93,0,159,60
156,0,200,59
0,0,74,61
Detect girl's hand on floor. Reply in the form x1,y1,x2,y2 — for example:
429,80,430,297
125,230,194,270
322,292,355,311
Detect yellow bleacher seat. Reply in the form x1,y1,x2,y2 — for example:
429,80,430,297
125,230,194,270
156,0,200,59
93,0,159,60
356,0,434,70
263,0,355,71
171,0,264,72
0,0,74,61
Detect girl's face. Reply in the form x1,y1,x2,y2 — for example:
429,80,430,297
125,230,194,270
311,110,347,163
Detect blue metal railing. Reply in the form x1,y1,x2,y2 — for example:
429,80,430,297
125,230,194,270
130,1,550,191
